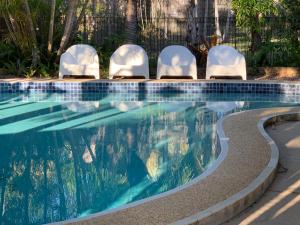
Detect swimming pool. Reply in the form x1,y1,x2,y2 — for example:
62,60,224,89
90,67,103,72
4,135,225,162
0,92,299,225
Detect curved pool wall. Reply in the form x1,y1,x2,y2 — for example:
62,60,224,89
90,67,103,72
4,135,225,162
1,80,300,95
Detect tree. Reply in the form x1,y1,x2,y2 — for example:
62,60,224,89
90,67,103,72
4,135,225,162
203,0,209,38
47,0,56,55
232,0,278,52
125,0,138,43
21,0,39,66
187,0,199,45
223,0,233,42
0,0,40,66
281,0,300,47
214,0,222,43
57,0,78,57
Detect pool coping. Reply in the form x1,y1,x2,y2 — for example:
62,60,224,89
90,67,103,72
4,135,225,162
170,109,300,225
43,107,300,225
1,78,300,83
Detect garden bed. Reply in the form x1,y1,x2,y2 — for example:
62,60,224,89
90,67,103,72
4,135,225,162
0,67,299,81
197,67,300,80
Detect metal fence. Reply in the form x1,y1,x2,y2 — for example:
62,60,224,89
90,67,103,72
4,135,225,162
76,16,299,68
1,16,299,68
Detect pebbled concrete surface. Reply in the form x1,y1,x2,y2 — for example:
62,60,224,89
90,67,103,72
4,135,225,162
223,121,300,225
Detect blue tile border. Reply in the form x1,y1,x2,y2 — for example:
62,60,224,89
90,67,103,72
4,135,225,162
1,81,300,95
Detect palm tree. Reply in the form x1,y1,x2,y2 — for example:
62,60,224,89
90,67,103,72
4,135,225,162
125,0,138,43
47,0,56,55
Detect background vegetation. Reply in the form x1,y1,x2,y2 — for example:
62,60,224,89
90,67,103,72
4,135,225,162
0,0,299,78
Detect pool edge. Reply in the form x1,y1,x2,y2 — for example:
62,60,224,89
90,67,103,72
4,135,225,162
169,109,300,225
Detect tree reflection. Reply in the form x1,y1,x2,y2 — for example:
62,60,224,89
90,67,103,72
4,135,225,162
0,99,220,225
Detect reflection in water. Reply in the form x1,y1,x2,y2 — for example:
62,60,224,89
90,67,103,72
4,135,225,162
206,101,245,116
0,93,298,225
110,101,144,112
64,101,101,113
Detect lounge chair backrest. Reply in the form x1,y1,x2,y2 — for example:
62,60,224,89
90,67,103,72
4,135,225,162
109,44,149,79
157,45,197,79
206,45,246,80
59,44,100,79
158,45,196,66
65,44,99,65
207,45,243,66
111,44,148,66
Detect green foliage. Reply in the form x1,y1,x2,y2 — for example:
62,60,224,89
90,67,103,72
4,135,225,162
2,61,21,75
0,42,19,65
37,63,52,78
248,32,300,67
0,34,59,76
281,0,300,17
232,0,278,31
0,0,65,77
97,34,125,78
1,0,300,76
2,59,29,76
24,66,37,78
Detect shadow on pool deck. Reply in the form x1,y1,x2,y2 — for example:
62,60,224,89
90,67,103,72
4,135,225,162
223,121,300,225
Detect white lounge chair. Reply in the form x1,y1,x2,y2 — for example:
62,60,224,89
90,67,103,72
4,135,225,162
157,45,197,80
206,45,246,80
109,44,149,79
59,44,100,79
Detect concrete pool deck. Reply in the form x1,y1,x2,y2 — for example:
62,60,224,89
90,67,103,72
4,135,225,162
46,107,300,225
224,120,300,225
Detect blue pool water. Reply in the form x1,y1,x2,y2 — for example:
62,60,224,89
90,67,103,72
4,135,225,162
0,92,299,225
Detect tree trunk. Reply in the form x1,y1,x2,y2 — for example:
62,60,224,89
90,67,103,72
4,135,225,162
214,0,222,43
223,0,232,42
203,0,209,40
250,14,262,53
125,0,138,43
57,0,78,58
251,29,262,53
187,0,199,45
47,0,56,55
22,0,39,66
69,0,89,44
92,0,97,42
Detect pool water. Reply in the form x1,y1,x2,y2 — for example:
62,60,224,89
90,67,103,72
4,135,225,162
0,93,299,225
